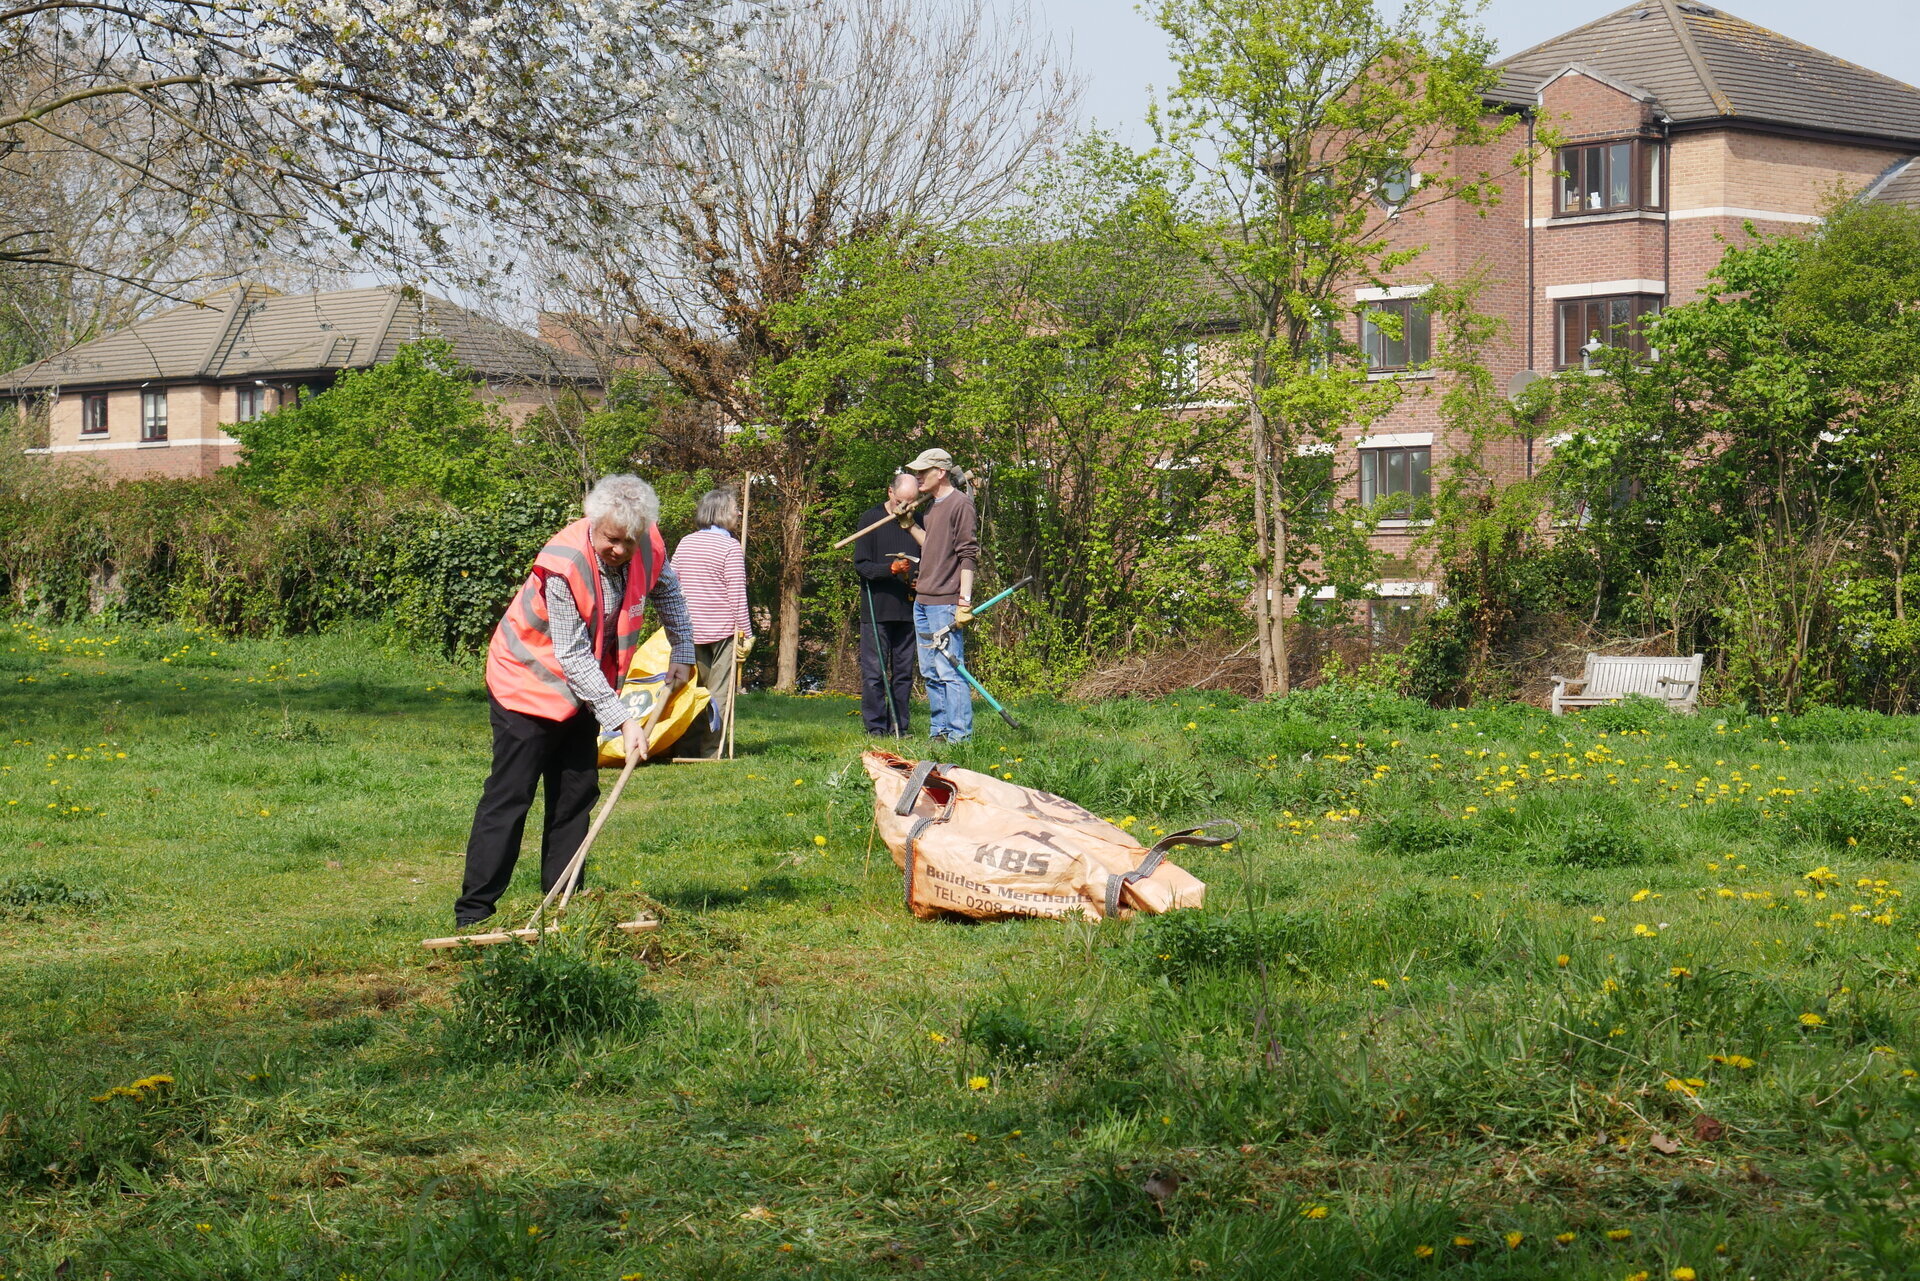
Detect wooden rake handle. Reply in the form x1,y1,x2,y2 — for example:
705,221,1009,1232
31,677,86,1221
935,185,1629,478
830,499,925,550
526,684,672,930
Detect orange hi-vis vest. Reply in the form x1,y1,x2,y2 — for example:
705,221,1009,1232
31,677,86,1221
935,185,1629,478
485,518,666,721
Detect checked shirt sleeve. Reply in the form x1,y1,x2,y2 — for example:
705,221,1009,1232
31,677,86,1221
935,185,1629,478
647,564,699,668
544,575,629,734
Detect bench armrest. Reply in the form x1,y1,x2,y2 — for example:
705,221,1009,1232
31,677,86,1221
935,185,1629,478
1655,676,1698,690
1550,675,1585,692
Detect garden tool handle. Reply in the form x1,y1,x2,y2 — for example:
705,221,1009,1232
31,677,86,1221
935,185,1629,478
532,686,671,926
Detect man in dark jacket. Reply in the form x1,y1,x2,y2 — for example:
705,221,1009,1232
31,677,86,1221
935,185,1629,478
852,472,923,735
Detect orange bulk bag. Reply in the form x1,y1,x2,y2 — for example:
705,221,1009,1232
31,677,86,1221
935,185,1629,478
862,751,1228,922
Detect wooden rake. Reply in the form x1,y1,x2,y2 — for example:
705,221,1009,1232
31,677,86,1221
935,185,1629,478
422,692,670,950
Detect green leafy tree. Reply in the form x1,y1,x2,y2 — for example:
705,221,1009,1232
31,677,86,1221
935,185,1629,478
760,140,1254,691
1147,0,1533,693
230,338,511,509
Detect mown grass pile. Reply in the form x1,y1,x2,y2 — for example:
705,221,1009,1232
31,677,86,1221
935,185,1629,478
3,620,1919,1277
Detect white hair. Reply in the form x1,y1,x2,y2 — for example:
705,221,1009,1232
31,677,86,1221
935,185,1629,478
583,474,660,536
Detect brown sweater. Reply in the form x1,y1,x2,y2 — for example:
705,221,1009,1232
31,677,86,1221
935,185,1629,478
915,488,979,605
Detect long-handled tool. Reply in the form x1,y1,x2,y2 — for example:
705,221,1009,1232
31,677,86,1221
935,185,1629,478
831,497,926,551
863,578,903,736
422,690,672,950
927,577,1032,730
724,473,751,759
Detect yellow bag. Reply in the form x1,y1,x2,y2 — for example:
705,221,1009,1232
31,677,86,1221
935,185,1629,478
596,629,711,767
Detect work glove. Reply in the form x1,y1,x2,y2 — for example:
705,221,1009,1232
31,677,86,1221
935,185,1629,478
890,557,913,579
737,635,755,660
892,502,916,528
954,603,974,627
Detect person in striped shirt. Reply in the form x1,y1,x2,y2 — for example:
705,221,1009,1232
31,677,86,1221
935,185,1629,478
670,487,753,758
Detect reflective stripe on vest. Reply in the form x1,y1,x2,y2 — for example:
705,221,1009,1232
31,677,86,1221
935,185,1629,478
484,517,666,720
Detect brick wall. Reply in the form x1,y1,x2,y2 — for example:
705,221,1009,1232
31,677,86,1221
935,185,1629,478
1312,70,1911,585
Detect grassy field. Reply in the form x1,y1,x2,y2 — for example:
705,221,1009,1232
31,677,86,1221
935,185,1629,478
4,620,1920,1279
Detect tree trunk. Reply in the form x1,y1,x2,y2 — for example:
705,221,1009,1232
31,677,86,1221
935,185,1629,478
1248,342,1284,697
774,480,808,692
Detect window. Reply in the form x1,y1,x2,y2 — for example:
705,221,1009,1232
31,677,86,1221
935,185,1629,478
1161,341,1201,403
1556,140,1664,214
1557,295,1661,368
1374,164,1417,211
1359,445,1431,519
1361,299,1430,373
235,384,271,423
81,393,108,436
1369,599,1420,646
140,389,168,442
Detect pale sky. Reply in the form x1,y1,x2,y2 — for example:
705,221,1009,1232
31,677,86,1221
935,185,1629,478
1037,0,1920,145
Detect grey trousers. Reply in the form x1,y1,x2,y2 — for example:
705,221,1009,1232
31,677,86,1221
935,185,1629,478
678,636,737,759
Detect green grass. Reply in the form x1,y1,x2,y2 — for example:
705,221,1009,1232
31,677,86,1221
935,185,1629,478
3,620,1920,1277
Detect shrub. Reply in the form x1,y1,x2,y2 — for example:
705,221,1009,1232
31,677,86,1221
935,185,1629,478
1360,812,1473,859
0,877,110,917
1578,693,1674,733
964,1001,1063,1063
1784,705,1898,743
443,938,661,1062
1554,813,1655,868
1134,910,1318,981
1782,788,1920,859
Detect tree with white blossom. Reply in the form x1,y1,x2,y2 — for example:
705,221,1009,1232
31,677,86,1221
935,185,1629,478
0,0,756,285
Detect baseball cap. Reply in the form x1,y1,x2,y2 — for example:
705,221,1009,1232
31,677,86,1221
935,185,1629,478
904,447,954,472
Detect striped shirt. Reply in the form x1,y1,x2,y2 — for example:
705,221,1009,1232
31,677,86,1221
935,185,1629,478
670,526,753,645
547,561,696,733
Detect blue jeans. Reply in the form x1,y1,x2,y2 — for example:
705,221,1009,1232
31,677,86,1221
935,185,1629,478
913,602,972,742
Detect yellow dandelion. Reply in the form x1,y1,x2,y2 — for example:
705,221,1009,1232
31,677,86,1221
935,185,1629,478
1414,1244,1435,1259
1799,1012,1826,1027
1606,1228,1633,1242
967,1075,989,1090
813,835,827,846
1673,1268,1697,1280
1556,954,1571,967
1505,1230,1524,1249
1453,1236,1475,1248
1301,1205,1329,1219
1555,1232,1576,1245
1371,978,1390,989
927,1030,947,1044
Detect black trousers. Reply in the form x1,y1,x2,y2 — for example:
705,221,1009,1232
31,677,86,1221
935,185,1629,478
456,695,602,925
860,615,917,736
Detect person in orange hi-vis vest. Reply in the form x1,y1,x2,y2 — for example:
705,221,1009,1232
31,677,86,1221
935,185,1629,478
455,474,696,928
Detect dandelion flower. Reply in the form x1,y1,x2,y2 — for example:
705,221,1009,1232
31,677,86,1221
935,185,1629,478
1413,1244,1434,1259
1709,1054,1755,1069
1554,1232,1576,1245
926,1030,947,1044
1371,978,1390,989
967,1075,989,1090
813,835,827,846
1301,1205,1329,1219
1452,1236,1475,1248
1556,955,1571,967
1606,1228,1633,1242
1672,1269,1697,1280
1591,914,1607,924
1505,1230,1524,1249
1799,1012,1826,1027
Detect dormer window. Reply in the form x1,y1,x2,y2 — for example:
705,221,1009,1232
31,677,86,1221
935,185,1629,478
1556,139,1663,214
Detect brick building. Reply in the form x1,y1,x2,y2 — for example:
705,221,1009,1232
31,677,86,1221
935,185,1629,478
3,284,601,481
1329,0,1920,637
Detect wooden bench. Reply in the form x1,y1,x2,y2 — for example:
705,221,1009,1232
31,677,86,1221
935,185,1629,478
1550,653,1703,715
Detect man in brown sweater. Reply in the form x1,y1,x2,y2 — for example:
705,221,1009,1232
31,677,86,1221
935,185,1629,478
900,447,979,742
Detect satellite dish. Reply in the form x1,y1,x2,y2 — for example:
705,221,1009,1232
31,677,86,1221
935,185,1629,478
1506,369,1544,404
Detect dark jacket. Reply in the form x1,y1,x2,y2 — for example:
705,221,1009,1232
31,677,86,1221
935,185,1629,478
853,503,923,624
